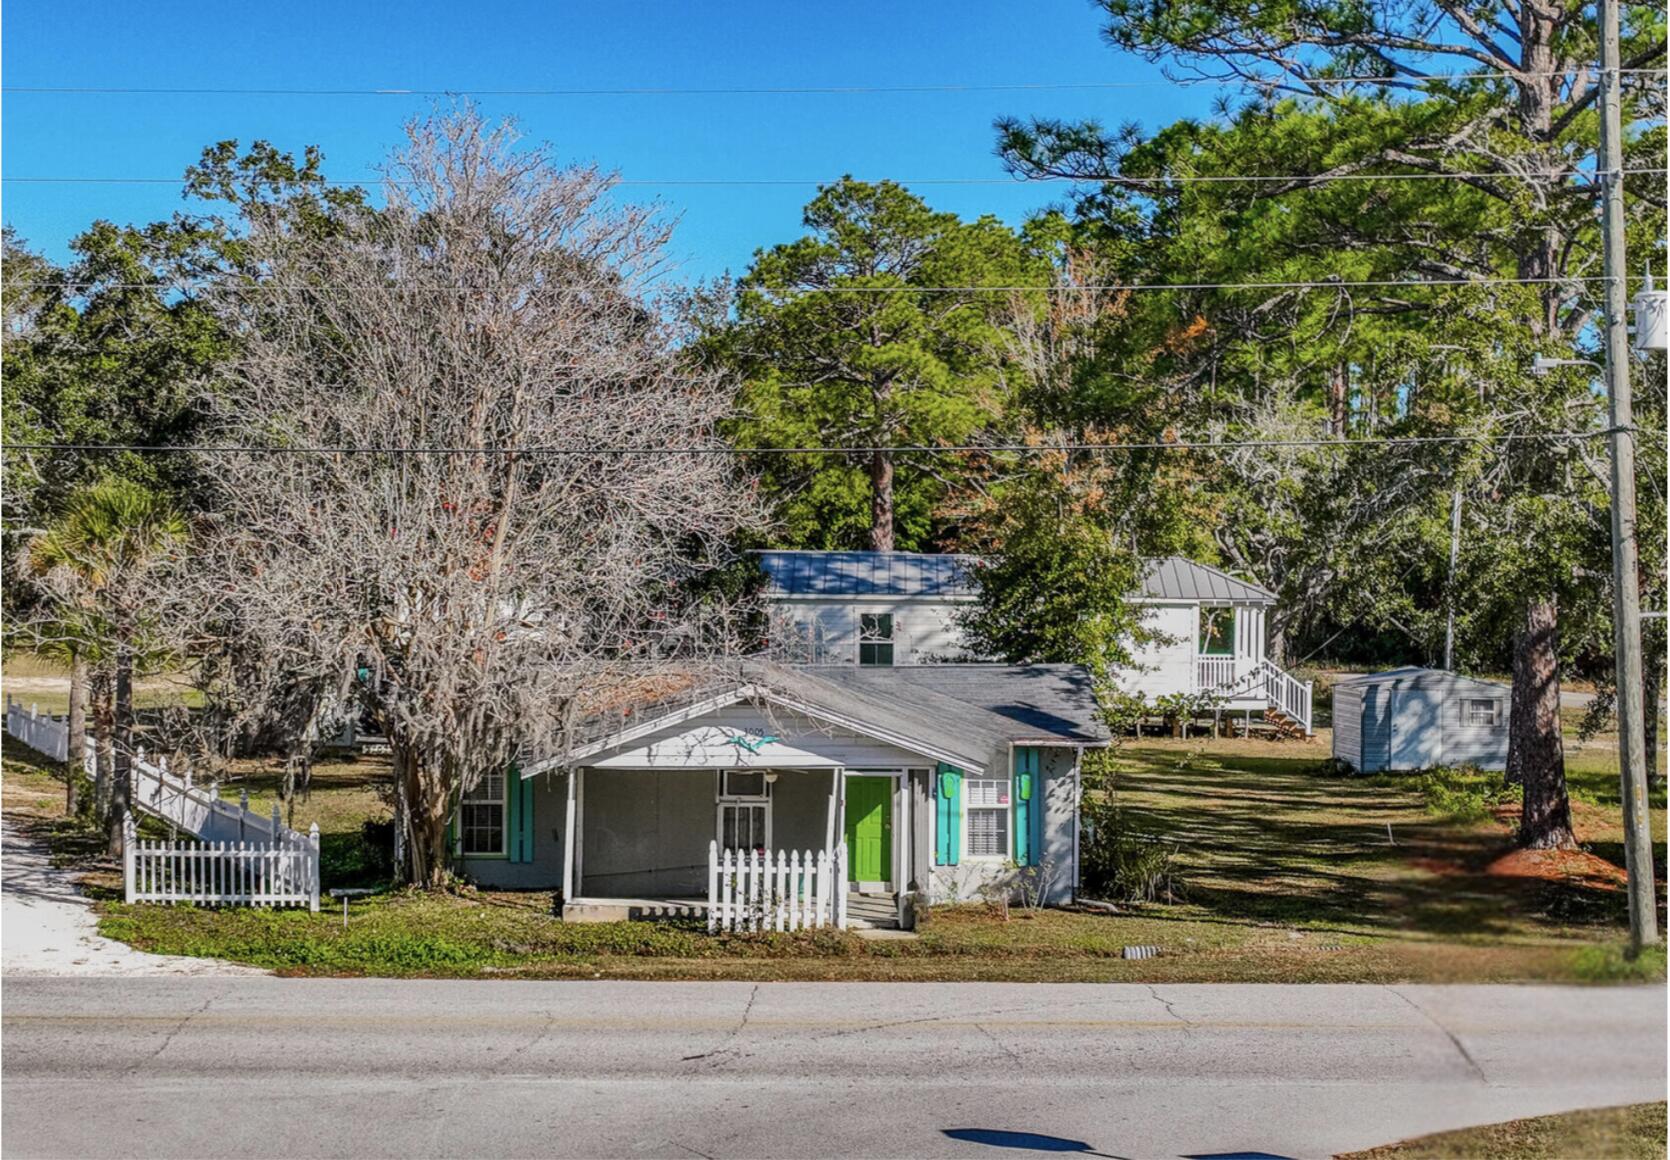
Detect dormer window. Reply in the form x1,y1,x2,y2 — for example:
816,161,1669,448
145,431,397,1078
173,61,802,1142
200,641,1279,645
859,613,895,666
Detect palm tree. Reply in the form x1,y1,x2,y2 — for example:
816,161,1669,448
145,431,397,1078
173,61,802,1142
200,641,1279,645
29,479,187,853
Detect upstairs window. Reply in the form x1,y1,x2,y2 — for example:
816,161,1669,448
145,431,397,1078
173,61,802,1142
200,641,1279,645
1198,606,1235,656
859,613,895,666
460,769,506,856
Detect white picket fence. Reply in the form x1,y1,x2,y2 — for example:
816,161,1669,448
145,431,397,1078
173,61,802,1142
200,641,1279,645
707,841,847,933
3,696,321,911
124,814,320,909
4,699,84,766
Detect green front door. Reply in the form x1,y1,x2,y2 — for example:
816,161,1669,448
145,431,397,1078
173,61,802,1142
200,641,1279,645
844,776,892,886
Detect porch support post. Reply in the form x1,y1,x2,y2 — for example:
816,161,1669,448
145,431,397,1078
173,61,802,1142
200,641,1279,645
562,767,578,903
825,767,840,854
575,768,585,892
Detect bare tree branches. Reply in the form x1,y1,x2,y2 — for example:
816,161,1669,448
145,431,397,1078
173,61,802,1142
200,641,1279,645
183,108,764,885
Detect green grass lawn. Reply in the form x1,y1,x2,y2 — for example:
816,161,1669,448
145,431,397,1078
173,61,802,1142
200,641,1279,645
7,724,1665,982
1341,1102,1667,1160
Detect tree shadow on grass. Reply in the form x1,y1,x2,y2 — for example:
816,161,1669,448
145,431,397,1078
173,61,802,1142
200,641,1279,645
1106,751,1642,941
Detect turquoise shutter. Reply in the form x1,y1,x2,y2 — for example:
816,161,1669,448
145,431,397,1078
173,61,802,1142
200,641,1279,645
935,764,962,866
504,767,519,860
1013,747,1039,866
512,770,535,862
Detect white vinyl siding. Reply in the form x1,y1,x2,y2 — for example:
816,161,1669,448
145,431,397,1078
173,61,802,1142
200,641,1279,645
774,599,973,665
1333,670,1509,772
964,776,1010,859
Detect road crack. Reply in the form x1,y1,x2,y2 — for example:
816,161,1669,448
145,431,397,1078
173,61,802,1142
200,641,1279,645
1389,986,1488,1084
499,1008,557,1071
1146,984,1192,1030
680,983,759,1066
974,1021,1024,1065
134,992,215,1069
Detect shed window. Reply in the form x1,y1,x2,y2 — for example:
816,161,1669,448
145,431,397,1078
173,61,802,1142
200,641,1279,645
964,777,1010,858
460,769,506,856
1463,697,1501,727
1198,606,1235,656
859,613,895,666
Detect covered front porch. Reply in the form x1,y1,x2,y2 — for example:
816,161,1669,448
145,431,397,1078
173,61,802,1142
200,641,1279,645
546,696,937,931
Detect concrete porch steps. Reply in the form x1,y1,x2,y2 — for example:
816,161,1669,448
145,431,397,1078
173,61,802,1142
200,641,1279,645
845,892,901,931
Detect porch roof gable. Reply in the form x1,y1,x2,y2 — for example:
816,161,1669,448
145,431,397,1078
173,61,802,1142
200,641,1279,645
522,662,1108,776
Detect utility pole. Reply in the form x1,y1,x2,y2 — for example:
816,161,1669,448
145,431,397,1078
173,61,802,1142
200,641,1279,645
1444,486,1462,671
1596,0,1659,954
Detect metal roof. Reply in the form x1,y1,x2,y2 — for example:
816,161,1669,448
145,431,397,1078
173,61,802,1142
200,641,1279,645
755,550,1275,604
754,550,977,597
1137,557,1276,604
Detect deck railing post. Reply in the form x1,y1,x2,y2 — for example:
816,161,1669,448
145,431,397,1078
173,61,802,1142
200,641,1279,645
123,813,137,903
308,822,321,912
707,841,719,934
835,843,849,930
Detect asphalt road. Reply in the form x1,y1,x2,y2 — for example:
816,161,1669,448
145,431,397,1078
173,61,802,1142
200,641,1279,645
3,979,1663,1160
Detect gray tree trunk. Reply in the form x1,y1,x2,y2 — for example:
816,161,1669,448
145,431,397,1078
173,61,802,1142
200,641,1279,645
1512,598,1576,849
91,671,114,823
869,449,895,552
106,647,133,857
65,651,87,817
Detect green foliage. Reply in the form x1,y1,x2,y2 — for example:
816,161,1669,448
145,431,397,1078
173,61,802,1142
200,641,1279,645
1416,765,1519,823
711,177,1046,549
957,469,1146,672
1568,942,1669,984
1079,793,1182,902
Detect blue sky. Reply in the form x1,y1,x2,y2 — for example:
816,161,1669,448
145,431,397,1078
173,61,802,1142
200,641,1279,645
3,1,1221,281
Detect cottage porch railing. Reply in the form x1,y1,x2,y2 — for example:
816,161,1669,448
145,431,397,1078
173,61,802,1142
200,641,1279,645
707,841,847,933
1193,658,1314,734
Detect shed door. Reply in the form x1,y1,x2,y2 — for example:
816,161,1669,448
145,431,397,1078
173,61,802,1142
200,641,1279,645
1391,690,1443,769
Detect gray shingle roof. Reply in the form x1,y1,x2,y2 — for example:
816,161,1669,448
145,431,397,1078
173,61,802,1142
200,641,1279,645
755,550,976,597
799,664,1110,746
544,661,1109,772
754,550,1275,604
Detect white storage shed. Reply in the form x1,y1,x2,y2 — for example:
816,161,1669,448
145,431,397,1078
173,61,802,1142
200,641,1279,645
1332,667,1510,772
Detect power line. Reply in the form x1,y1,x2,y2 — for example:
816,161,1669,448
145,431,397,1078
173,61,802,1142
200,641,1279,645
3,69,1664,97
0,430,1621,458
0,275,1637,295
5,167,1663,188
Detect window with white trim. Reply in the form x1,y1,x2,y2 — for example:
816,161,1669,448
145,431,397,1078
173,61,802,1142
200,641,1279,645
718,769,770,851
721,769,767,799
719,803,768,851
460,769,506,856
1463,697,1501,727
859,613,895,666
964,776,1010,858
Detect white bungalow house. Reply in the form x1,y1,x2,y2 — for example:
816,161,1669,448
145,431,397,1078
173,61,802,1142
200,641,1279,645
756,550,1312,734
460,662,1108,930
